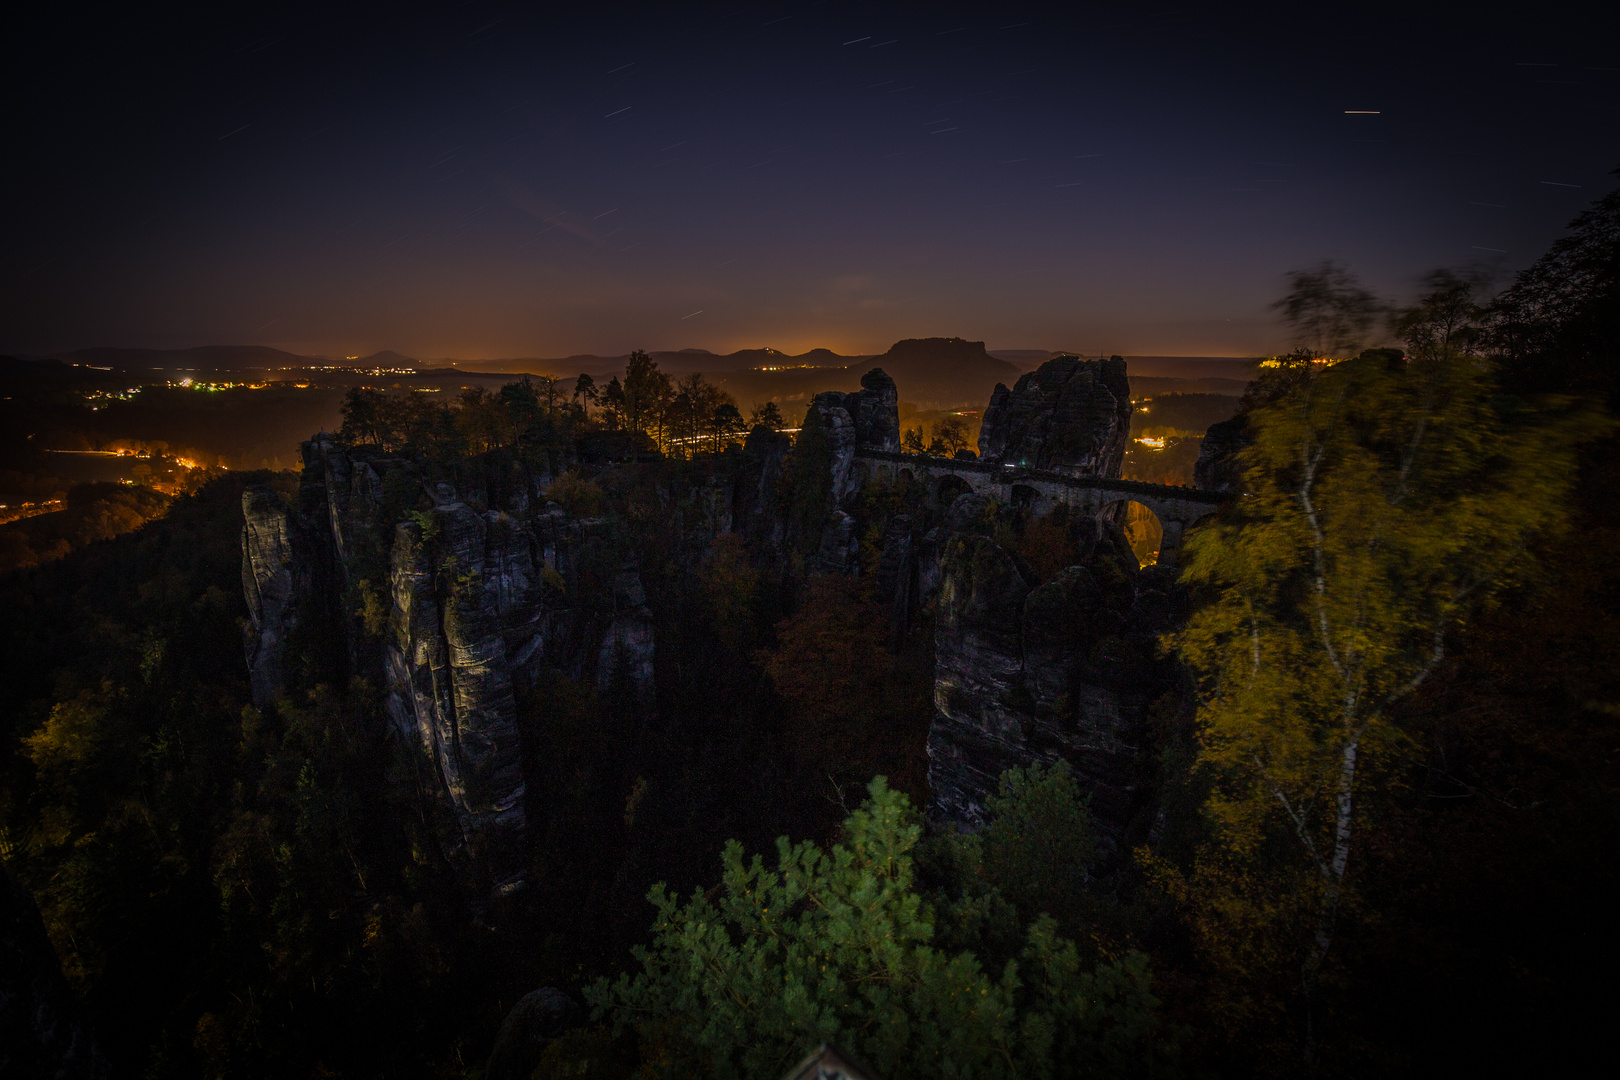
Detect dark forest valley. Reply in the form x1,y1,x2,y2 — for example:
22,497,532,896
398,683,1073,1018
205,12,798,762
1,180,1618,1080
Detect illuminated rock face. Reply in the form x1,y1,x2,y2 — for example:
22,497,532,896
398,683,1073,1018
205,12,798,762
373,487,662,868
384,504,526,865
250,436,670,876
927,500,1184,845
977,355,1132,477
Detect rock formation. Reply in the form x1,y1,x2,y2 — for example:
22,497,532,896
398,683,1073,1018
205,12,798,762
977,355,1133,476
595,558,656,705
922,356,1201,842
927,502,1182,842
246,433,680,876
384,498,527,862
1193,414,1248,493
737,425,792,556
241,484,309,708
866,337,1021,405
804,367,901,506
243,355,1213,881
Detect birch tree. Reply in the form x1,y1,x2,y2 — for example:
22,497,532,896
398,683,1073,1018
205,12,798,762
1171,276,1608,1054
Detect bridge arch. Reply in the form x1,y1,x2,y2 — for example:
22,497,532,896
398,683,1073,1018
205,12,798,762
847,448,1227,569
936,473,974,509
1101,498,1166,568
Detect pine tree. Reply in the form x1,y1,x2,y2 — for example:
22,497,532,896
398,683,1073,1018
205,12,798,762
587,778,1171,1080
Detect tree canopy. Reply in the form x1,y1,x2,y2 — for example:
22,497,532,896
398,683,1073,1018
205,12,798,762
587,776,1172,1080
1168,285,1611,1052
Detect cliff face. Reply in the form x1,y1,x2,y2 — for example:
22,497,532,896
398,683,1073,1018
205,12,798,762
977,355,1133,476
1193,414,1248,493
927,501,1183,843
241,484,309,709
246,434,703,875
804,367,902,507
246,356,1209,879
383,499,527,863
774,354,1194,843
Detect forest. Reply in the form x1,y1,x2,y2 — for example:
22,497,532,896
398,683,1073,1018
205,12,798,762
1,175,1617,1080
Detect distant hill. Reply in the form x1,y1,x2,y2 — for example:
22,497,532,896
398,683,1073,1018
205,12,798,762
875,337,1018,381
0,356,86,382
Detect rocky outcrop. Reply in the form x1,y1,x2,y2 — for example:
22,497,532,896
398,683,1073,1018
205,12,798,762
811,367,900,455
253,435,683,873
874,515,919,647
1193,414,1249,493
384,499,526,862
241,484,308,709
1,865,110,1080
736,425,791,555
810,394,860,507
929,531,1034,825
873,514,915,603
385,518,455,796
846,367,901,453
813,510,860,575
804,367,902,508
928,503,1182,843
318,439,385,580
250,355,1191,883
869,337,1021,405
977,355,1132,477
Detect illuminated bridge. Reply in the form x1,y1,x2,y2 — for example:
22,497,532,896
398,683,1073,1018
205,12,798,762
853,448,1230,569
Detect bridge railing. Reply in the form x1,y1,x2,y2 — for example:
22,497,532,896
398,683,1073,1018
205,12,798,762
853,448,1228,505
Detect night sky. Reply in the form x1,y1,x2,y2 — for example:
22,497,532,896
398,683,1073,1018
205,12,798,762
6,2,1616,360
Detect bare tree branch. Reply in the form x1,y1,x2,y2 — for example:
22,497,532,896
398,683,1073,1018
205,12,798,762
1255,754,1328,877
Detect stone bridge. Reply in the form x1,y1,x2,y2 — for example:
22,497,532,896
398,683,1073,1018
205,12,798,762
854,448,1228,569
